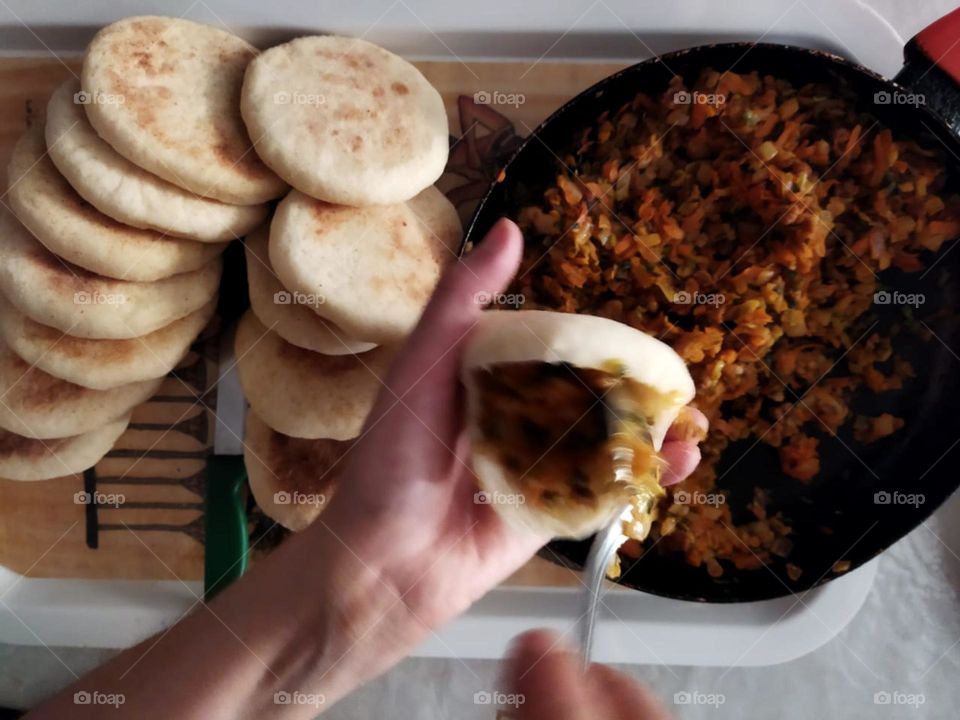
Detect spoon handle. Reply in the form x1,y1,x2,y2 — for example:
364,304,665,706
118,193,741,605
577,509,627,669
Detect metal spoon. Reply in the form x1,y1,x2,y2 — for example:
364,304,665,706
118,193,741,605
576,388,658,668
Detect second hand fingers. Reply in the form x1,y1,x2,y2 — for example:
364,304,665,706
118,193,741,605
659,440,701,486
506,630,592,720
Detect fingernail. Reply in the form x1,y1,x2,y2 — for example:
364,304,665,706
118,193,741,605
465,218,519,261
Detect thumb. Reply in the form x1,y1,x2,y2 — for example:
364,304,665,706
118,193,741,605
505,630,590,720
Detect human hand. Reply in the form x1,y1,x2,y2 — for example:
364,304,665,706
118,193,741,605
317,218,705,632
28,219,704,720
505,630,672,720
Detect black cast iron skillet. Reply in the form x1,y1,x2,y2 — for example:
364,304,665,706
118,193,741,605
464,9,960,602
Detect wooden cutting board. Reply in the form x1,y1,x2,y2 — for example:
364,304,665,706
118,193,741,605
0,57,626,588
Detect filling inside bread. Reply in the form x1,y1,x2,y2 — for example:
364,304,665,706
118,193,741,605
472,361,666,515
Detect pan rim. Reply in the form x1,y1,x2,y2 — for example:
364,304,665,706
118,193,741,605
459,40,960,603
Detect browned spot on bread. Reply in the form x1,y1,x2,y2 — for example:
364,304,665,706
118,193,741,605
333,105,366,122
315,72,364,91
219,46,255,65
3,351,88,409
44,330,138,362
391,82,409,96
0,429,66,459
267,429,350,496
307,202,373,235
368,275,388,293
214,138,263,180
386,213,419,255
104,71,161,130
19,317,65,345
403,272,433,303
29,246,99,290
104,20,179,80
372,85,385,98
382,126,403,148
309,200,343,224
131,51,177,76
129,18,168,41
350,135,363,152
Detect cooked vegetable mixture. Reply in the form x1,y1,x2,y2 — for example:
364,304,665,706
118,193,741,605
511,70,960,577
473,362,661,512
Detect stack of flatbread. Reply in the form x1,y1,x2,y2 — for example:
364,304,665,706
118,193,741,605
0,16,286,481
235,36,461,530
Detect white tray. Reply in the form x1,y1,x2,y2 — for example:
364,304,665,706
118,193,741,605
0,560,878,666
0,0,900,665
0,0,903,76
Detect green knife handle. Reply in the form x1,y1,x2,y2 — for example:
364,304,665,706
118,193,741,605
204,455,250,600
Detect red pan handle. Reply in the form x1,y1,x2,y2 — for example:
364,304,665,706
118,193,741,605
914,7,960,86
895,8,960,136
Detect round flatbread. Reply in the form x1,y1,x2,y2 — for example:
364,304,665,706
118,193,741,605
0,293,215,390
244,410,352,531
0,209,222,339
244,225,376,356
0,416,130,481
270,186,461,344
45,81,269,243
241,35,449,205
461,310,696,540
6,126,226,281
81,16,287,204
0,337,161,439
235,311,395,439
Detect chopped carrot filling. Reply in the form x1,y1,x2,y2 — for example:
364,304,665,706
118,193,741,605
509,68,959,577
474,362,660,512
